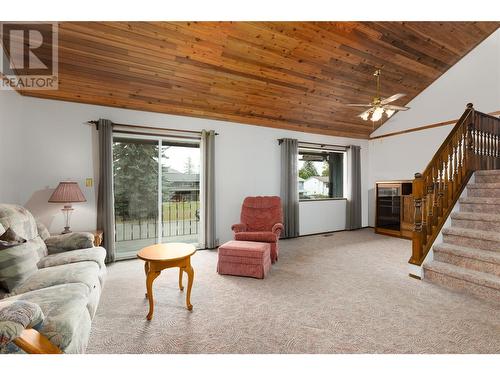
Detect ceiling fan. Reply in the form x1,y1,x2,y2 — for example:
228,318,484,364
345,69,410,122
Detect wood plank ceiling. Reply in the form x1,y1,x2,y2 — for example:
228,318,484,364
15,22,500,139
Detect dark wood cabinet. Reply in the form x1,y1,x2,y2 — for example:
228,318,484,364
375,181,414,239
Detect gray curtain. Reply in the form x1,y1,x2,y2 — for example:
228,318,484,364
96,119,116,263
346,145,362,230
329,152,343,198
201,130,217,249
280,138,299,238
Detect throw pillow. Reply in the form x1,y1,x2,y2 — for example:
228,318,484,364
0,228,26,250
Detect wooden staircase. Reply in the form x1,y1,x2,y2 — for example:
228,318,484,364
423,170,500,302
409,103,500,301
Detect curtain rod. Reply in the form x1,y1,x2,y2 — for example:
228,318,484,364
277,139,351,149
86,120,219,136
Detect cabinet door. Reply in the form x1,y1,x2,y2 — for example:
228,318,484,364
377,184,401,231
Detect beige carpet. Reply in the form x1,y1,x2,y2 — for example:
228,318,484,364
87,229,500,354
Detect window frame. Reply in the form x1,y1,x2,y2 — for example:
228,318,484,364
297,147,347,202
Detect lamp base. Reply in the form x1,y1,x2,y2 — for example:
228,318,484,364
61,227,72,234
61,205,74,235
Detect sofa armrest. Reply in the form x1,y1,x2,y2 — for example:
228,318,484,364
45,232,95,255
231,223,247,233
14,328,62,354
0,301,44,348
272,223,284,238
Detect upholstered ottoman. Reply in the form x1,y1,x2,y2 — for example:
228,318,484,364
217,240,271,279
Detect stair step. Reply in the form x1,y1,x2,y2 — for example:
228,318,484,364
433,243,500,276
423,261,500,303
451,211,500,231
467,183,500,198
475,170,500,183
459,197,500,214
442,227,500,252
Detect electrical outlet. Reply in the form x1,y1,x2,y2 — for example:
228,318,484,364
85,178,93,187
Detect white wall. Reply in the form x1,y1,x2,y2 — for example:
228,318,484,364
371,29,500,138
299,200,346,235
0,90,369,243
368,28,500,226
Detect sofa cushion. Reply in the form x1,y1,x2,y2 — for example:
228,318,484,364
1,283,92,352
218,240,271,259
234,231,277,243
9,261,101,296
35,220,51,241
38,247,106,271
0,222,5,237
45,232,95,254
0,239,41,292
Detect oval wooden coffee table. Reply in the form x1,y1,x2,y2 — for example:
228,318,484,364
137,243,196,320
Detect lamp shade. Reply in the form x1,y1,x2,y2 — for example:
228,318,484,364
48,181,86,203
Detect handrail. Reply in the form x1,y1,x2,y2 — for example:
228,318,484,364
409,103,500,266
421,106,474,173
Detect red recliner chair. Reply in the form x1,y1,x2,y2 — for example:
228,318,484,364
231,196,284,263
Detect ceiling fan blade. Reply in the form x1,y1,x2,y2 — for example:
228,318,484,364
383,104,410,111
345,103,373,107
380,93,406,105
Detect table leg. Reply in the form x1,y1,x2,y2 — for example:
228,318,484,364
144,261,150,298
185,264,194,311
178,268,184,291
146,270,161,320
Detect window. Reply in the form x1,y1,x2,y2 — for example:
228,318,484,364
298,149,345,200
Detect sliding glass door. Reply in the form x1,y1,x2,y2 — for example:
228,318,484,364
113,136,200,259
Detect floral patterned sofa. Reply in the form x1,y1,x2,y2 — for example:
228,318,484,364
0,204,106,354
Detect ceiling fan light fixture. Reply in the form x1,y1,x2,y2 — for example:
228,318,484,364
347,69,409,122
371,107,384,122
385,109,395,118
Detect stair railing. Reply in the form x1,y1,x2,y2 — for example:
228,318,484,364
410,103,500,266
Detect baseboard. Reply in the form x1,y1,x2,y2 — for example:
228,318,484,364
294,226,372,239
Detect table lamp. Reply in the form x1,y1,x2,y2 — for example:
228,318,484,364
48,181,87,234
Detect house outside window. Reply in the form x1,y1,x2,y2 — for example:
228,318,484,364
298,149,345,200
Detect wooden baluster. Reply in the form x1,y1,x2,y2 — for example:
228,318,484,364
485,119,491,169
425,174,432,239
450,134,456,190
449,146,455,204
479,121,485,169
467,122,476,173
411,173,424,265
453,141,458,192
495,127,500,169
432,165,439,227
421,190,427,245
460,128,465,184
443,151,449,210
437,159,444,218
488,119,494,169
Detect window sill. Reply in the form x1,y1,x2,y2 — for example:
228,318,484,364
299,198,347,202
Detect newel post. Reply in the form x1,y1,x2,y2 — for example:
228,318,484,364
410,172,424,265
